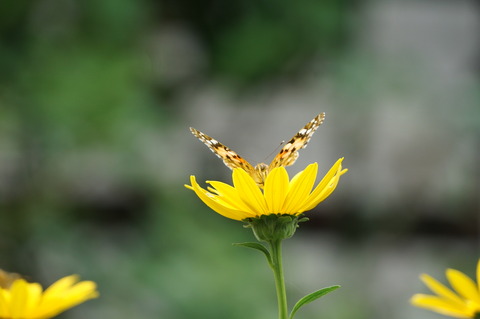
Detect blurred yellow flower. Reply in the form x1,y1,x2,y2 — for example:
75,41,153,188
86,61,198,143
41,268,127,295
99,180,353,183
411,259,480,318
0,270,22,289
186,158,347,221
0,274,98,319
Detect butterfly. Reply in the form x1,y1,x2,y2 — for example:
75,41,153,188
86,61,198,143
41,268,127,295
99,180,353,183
190,113,326,187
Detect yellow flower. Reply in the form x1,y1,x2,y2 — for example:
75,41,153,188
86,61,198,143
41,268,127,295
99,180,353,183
0,270,21,289
411,259,480,318
0,274,99,319
186,158,347,221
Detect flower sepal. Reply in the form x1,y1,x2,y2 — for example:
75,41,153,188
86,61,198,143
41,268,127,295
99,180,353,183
243,214,309,242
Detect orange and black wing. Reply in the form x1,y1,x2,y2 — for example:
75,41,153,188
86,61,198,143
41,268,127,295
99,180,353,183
190,127,256,174
268,113,325,170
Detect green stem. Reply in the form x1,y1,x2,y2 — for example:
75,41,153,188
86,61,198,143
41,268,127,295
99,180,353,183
269,239,288,319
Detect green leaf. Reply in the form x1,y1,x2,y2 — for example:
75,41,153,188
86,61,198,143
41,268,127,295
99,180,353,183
289,285,341,319
233,242,272,266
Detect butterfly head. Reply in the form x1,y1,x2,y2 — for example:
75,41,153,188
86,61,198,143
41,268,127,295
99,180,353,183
253,163,269,188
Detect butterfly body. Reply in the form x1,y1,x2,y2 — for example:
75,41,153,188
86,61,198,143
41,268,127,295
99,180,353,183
190,113,325,187
253,163,269,186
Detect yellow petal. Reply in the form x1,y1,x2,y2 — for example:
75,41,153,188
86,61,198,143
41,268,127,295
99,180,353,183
282,163,317,214
9,279,29,318
207,181,257,217
447,268,480,304
411,294,472,318
305,159,343,201
288,169,305,186
37,281,98,318
23,282,42,317
263,167,289,214
305,168,347,210
188,176,246,220
206,186,219,195
0,289,11,317
303,173,339,211
420,274,466,306
232,169,268,216
302,159,346,211
43,275,78,298
477,259,480,293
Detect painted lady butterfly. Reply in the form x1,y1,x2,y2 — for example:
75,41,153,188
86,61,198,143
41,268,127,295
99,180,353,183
190,113,326,187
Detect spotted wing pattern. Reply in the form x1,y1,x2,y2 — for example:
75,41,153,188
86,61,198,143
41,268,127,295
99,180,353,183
189,127,256,174
268,112,325,170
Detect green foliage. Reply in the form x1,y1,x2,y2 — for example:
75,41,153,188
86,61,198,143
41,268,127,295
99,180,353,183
290,285,341,319
234,242,273,267
210,0,351,83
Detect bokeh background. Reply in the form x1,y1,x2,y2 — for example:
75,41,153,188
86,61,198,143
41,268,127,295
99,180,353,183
0,0,479,318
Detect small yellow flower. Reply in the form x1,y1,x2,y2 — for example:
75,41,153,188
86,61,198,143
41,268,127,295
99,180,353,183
411,259,480,318
0,274,99,319
186,158,347,221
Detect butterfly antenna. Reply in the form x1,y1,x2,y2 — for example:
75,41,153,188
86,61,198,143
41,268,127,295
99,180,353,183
263,140,285,162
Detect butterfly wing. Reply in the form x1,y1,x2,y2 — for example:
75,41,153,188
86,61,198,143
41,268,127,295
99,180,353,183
190,127,256,173
268,112,326,170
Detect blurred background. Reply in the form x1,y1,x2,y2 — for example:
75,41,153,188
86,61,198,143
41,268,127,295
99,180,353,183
0,0,478,318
